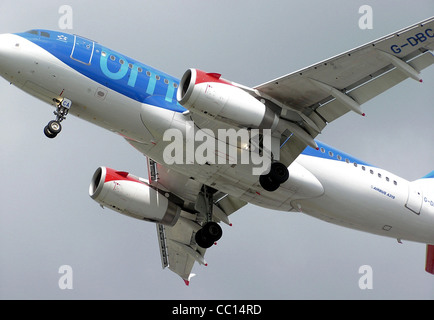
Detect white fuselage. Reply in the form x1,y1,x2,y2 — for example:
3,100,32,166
1,33,433,245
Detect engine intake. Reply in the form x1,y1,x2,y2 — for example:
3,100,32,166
89,167,181,226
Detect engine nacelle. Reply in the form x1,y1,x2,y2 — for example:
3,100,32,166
89,167,181,226
177,68,278,129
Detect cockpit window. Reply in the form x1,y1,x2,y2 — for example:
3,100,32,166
25,30,50,38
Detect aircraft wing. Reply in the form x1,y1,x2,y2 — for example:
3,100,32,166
147,159,246,285
254,17,434,166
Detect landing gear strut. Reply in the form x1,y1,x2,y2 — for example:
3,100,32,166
259,161,289,192
194,186,223,249
44,98,72,139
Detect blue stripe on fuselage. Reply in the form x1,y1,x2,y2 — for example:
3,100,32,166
15,30,186,113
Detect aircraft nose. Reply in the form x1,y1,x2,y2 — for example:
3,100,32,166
0,34,7,66
0,33,26,81
0,33,12,55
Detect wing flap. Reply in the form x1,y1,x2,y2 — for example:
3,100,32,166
317,51,434,123
317,50,434,122
157,215,205,283
351,50,434,105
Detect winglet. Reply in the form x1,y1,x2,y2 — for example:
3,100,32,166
425,245,434,275
184,279,190,286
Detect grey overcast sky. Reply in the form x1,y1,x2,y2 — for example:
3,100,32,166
0,0,433,299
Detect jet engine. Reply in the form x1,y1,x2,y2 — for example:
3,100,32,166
177,68,279,129
89,167,181,226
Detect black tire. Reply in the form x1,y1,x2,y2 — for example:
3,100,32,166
47,120,62,134
202,222,223,242
269,162,289,184
44,125,57,139
195,229,214,249
259,174,280,192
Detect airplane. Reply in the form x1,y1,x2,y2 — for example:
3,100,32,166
0,17,433,285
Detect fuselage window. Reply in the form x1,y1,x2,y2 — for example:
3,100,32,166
110,55,116,61
320,147,325,153
328,151,333,157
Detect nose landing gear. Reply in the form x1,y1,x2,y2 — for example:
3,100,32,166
44,98,72,139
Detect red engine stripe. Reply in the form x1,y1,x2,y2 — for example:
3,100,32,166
194,69,232,86
425,244,434,274
104,167,142,184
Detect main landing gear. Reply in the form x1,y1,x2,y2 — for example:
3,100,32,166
195,221,223,249
44,98,72,139
194,186,223,249
259,161,289,192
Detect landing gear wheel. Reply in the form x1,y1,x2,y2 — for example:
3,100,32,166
259,174,280,192
195,229,215,249
44,125,57,139
269,162,289,184
44,98,71,139
259,161,288,192
47,120,62,135
195,222,223,248
202,222,223,242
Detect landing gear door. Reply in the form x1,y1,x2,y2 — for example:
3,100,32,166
405,183,423,214
70,35,95,65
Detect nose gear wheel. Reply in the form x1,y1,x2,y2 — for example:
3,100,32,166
43,98,71,138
